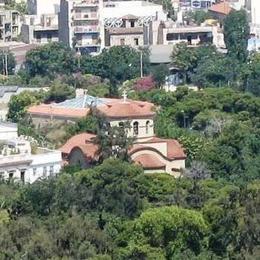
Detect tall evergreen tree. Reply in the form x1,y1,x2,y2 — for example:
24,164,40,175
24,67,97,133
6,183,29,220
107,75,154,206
224,10,250,62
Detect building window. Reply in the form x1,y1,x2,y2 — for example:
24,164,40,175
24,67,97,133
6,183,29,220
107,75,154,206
119,122,124,128
43,167,47,177
133,121,139,136
47,33,52,41
146,121,150,134
130,21,135,28
134,38,139,46
120,38,125,46
50,166,54,176
20,170,25,184
8,171,14,180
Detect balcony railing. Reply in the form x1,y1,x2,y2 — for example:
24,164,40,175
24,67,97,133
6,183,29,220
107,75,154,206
73,13,98,20
74,25,99,33
74,0,99,7
76,39,100,46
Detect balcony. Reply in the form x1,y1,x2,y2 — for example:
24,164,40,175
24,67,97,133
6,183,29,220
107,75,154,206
74,25,99,33
74,0,99,7
73,13,98,20
76,39,100,47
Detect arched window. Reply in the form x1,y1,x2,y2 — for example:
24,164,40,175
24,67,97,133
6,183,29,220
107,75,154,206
133,121,139,136
119,122,124,129
146,121,150,134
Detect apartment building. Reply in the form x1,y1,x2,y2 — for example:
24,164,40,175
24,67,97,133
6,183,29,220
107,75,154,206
21,13,59,44
102,1,167,48
59,0,167,53
0,123,62,184
21,0,60,44
59,0,101,54
0,9,20,42
27,0,60,16
249,0,260,37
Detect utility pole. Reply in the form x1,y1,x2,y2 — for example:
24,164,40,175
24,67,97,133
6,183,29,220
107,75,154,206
4,52,8,77
140,50,143,78
2,51,5,76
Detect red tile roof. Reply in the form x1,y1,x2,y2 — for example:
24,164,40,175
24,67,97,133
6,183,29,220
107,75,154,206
97,100,155,119
60,133,99,160
134,154,165,169
28,104,90,118
130,137,186,160
145,137,187,159
209,2,233,15
60,133,96,154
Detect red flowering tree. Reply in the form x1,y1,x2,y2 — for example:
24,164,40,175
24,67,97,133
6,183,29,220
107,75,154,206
134,76,155,92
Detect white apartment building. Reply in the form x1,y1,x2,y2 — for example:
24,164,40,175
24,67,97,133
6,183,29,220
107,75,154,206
0,123,62,184
249,0,260,37
27,0,60,16
0,9,20,42
21,14,59,44
21,0,60,44
58,0,167,53
59,0,102,54
102,1,167,48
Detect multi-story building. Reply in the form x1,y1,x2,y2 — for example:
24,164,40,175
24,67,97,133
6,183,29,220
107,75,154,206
21,0,60,44
59,0,101,54
102,1,167,48
27,0,60,16
59,0,167,53
164,25,214,45
0,123,62,183
248,0,260,37
0,10,20,42
21,13,59,44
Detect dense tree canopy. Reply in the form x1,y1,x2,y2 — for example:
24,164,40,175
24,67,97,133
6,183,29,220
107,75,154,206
224,10,250,62
24,42,77,78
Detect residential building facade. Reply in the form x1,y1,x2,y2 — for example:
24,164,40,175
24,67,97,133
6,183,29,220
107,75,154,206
59,0,101,54
0,9,20,42
0,123,62,183
21,13,59,44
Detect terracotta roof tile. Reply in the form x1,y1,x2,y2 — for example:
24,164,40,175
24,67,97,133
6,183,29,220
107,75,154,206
28,104,90,118
146,137,186,159
60,133,97,154
130,137,186,160
97,100,155,119
209,2,233,15
133,154,165,169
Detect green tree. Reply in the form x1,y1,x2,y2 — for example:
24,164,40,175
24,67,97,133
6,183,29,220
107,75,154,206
24,42,77,78
151,64,169,88
171,42,197,83
120,206,208,258
224,10,250,62
0,51,16,75
45,80,75,103
7,90,44,122
245,52,260,96
81,46,150,94
186,10,212,25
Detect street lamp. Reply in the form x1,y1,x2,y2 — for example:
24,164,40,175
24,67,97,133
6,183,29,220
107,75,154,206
181,110,189,128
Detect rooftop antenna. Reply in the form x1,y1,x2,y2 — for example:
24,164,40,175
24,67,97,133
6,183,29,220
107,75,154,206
122,90,127,103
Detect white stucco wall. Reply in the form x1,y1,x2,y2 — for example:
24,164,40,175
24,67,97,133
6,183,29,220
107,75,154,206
131,149,185,177
109,118,155,140
102,1,166,20
0,124,18,140
0,149,62,183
